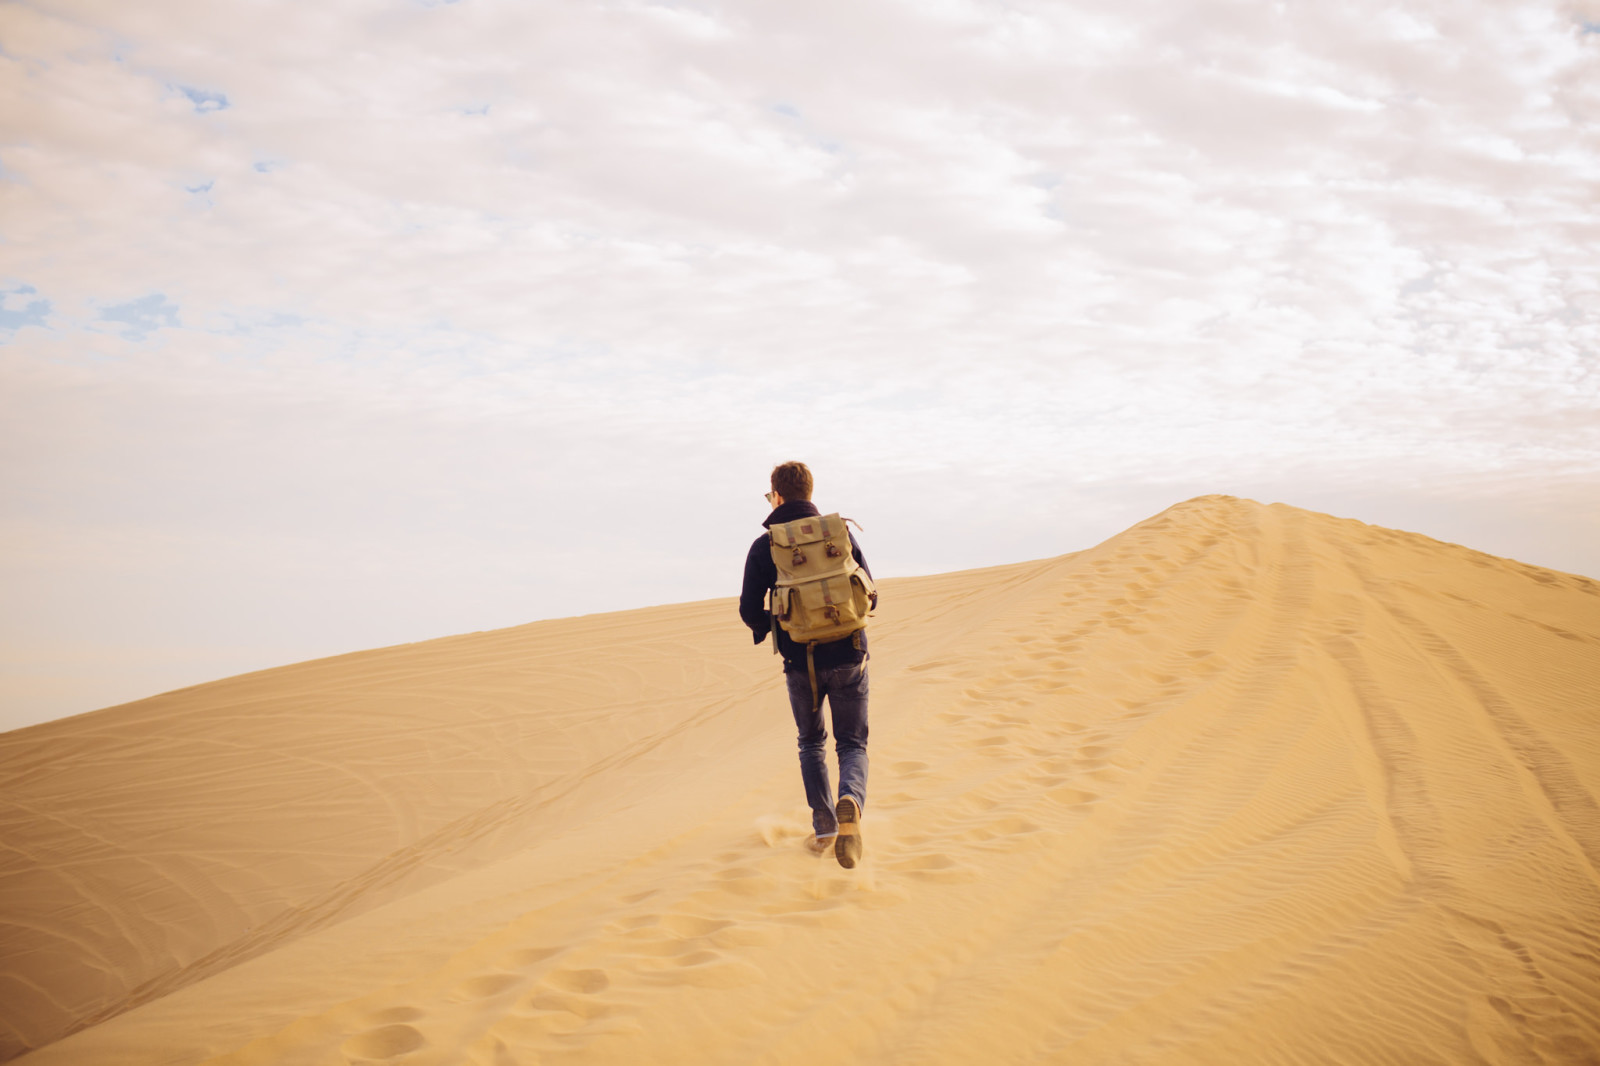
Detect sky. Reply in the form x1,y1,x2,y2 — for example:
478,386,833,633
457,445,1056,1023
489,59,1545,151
2,0,1598,731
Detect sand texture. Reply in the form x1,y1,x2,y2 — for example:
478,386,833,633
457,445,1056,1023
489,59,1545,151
3,495,1599,1065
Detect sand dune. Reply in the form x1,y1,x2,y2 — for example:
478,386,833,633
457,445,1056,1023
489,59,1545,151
3,495,1598,1065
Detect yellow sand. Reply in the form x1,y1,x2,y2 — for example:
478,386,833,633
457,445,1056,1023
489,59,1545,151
3,496,1598,1065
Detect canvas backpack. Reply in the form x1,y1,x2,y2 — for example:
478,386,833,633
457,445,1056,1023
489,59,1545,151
767,513,876,647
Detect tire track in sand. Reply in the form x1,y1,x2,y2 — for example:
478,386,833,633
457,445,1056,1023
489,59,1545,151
1337,540,1600,891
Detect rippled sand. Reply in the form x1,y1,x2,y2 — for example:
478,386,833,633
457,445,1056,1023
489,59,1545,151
4,496,1598,1065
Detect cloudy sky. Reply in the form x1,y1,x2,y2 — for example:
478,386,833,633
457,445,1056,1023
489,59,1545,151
2,0,1598,730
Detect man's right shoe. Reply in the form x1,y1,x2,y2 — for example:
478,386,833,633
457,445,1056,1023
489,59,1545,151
835,795,863,869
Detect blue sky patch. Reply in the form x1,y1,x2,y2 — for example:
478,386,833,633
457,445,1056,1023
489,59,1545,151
179,85,230,113
0,284,51,335
100,293,180,340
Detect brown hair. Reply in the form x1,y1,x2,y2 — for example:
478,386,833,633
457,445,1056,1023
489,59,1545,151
770,461,814,502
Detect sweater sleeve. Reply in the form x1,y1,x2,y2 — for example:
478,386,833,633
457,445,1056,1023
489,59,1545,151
739,535,776,643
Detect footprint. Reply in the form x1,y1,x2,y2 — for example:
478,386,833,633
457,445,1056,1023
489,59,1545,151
368,1006,424,1025
891,854,978,883
712,868,777,896
1531,620,1585,642
892,853,958,871
450,972,520,1002
709,923,780,949
496,1010,582,1043
522,989,613,1022
676,949,721,967
510,946,561,967
1047,786,1099,807
765,899,856,928
893,760,930,776
613,930,687,958
342,1024,424,1061
484,1035,519,1066
612,914,659,932
659,913,733,938
547,968,610,994
964,817,1042,841
663,951,766,989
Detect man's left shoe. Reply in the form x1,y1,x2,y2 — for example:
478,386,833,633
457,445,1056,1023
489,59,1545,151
835,795,863,869
806,833,836,856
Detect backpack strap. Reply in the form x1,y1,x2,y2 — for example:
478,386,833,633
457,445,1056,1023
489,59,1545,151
806,642,819,716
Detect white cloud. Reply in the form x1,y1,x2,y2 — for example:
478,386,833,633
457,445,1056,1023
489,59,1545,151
1,0,1597,727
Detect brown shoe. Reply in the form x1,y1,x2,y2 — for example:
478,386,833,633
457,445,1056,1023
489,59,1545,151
806,833,836,857
835,796,863,868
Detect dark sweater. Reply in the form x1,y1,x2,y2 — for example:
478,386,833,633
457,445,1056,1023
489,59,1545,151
739,500,875,673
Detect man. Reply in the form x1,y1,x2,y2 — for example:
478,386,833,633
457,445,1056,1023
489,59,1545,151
739,461,876,868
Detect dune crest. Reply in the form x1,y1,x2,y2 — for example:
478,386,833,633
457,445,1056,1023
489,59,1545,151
4,495,1598,1064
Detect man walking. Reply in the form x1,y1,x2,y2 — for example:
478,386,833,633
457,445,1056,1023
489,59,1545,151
740,461,876,868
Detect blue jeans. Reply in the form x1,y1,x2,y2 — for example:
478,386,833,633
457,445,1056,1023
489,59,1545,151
785,660,869,837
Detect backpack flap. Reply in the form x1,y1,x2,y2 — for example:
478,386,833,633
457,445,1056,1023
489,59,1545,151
769,515,844,551
768,513,873,644
770,514,854,584
776,572,873,643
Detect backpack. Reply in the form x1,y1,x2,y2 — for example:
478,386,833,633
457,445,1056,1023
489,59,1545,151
767,513,876,646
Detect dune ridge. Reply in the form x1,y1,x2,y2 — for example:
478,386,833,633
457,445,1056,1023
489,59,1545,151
3,495,1598,1064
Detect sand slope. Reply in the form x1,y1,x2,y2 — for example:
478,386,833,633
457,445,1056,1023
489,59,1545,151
3,496,1598,1065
